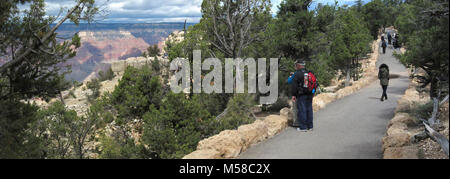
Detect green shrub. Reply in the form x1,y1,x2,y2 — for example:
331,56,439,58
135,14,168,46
98,67,115,82
141,93,214,159
217,94,256,132
111,65,162,120
86,79,101,102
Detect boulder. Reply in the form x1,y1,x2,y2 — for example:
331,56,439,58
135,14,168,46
386,122,409,136
197,130,245,159
382,133,412,152
263,115,288,137
383,146,419,159
388,113,416,127
336,87,355,99
313,93,337,112
183,149,222,159
237,120,269,150
280,107,293,121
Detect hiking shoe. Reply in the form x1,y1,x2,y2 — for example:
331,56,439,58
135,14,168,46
308,128,314,131
297,128,308,132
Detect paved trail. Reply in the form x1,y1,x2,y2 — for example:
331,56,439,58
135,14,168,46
239,35,410,159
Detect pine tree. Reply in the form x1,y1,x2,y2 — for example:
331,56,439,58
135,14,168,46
0,0,100,158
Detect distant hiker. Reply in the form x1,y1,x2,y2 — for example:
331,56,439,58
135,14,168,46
387,32,392,45
381,34,385,42
393,34,400,49
381,40,387,54
378,64,390,102
291,60,318,132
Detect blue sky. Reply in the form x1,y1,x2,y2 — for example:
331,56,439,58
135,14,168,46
34,0,370,23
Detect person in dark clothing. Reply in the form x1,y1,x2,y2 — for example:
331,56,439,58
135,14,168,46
291,60,314,132
378,64,390,102
393,34,400,49
387,32,392,45
381,39,387,54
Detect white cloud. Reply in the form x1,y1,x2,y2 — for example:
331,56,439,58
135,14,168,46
26,0,368,23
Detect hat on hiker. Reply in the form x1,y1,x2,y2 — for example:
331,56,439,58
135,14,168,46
296,59,306,66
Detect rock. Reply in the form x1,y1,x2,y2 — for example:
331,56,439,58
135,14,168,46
386,122,409,136
336,87,355,99
388,113,416,127
413,132,429,143
313,93,337,112
263,115,288,137
382,133,412,152
383,146,419,159
280,107,293,120
237,120,269,150
323,86,339,93
182,149,222,159
197,130,245,159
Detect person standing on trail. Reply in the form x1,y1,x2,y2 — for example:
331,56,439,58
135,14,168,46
381,39,387,54
291,60,318,132
378,64,390,102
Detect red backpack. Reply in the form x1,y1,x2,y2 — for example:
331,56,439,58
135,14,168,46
303,71,318,94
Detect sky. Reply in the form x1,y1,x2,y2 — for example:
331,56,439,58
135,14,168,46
33,0,369,23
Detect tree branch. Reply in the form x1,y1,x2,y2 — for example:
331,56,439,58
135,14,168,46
0,1,83,74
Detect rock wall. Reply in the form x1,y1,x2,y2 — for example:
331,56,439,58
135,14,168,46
183,38,381,159
381,76,449,159
381,79,427,159
183,115,288,159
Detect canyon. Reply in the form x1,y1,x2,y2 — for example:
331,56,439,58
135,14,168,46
56,23,192,81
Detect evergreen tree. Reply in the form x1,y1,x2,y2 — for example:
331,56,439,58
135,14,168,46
397,0,449,99
329,7,372,86
0,0,100,159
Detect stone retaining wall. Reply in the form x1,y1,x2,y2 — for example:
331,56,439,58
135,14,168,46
381,79,430,159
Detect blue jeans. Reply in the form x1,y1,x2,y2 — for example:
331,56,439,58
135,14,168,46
297,95,313,130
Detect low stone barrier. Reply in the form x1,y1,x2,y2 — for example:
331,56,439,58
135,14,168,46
183,115,288,159
381,80,430,159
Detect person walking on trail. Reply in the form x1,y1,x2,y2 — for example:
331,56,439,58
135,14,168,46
291,60,319,132
393,34,401,49
378,64,390,102
381,39,387,54
387,32,392,45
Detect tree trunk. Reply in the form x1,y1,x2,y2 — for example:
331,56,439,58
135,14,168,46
429,97,439,126
424,122,449,157
345,68,351,87
59,91,65,105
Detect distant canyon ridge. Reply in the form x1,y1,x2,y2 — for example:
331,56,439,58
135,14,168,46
55,23,194,81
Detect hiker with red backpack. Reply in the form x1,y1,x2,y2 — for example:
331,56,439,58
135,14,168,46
291,60,319,132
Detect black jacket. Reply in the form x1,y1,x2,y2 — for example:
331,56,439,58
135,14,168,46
291,68,308,97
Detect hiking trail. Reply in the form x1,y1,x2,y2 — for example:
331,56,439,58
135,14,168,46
239,31,410,159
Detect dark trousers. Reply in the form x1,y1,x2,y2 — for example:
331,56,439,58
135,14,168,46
297,95,313,130
382,85,388,100
382,47,386,54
